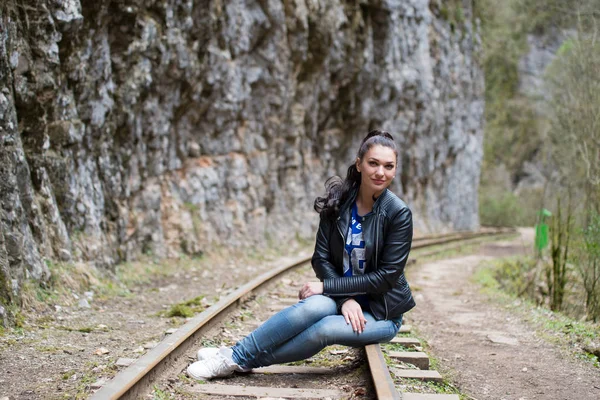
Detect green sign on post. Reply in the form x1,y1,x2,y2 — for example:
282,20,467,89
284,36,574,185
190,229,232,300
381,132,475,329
535,208,552,254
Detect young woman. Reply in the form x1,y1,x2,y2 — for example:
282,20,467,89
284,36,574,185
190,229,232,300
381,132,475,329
187,130,415,379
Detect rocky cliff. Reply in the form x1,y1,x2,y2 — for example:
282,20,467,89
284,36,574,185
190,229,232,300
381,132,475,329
0,0,483,303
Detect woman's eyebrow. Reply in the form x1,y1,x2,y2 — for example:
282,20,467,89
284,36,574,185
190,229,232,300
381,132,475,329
368,157,395,164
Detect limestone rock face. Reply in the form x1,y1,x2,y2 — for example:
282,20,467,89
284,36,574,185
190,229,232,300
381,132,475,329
0,0,483,300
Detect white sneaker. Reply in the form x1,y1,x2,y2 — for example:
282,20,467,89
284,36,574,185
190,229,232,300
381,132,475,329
187,347,249,380
196,347,219,361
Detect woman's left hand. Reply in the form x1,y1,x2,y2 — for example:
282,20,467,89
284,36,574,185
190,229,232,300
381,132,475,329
298,282,324,299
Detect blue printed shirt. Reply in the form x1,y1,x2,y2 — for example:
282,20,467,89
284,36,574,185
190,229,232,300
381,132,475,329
343,203,370,308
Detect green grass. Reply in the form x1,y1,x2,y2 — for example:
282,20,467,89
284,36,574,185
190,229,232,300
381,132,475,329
36,344,61,353
75,371,99,400
162,295,209,318
383,330,467,397
285,345,356,368
151,385,174,400
381,342,417,353
56,325,96,333
61,370,76,380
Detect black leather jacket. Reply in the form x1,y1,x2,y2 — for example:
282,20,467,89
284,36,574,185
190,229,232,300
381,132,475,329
311,188,415,320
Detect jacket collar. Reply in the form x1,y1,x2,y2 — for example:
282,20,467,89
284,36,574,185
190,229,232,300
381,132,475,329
340,187,389,214
337,187,389,233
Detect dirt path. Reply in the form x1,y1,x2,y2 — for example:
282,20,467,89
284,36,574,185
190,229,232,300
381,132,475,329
407,229,600,400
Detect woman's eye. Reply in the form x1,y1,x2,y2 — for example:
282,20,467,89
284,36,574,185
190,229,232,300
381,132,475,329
385,165,394,170
369,161,377,166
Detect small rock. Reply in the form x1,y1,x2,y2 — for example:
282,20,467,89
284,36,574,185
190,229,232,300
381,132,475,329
329,349,349,356
0,305,5,318
58,249,72,262
583,343,600,358
3,136,15,146
143,341,158,349
78,299,91,309
54,305,62,312
90,378,107,389
487,334,519,346
159,284,178,292
92,365,106,373
522,367,528,372
188,141,201,157
97,324,108,330
165,328,178,334
354,387,367,396
94,347,109,355
133,346,145,353
116,358,136,367
84,291,94,300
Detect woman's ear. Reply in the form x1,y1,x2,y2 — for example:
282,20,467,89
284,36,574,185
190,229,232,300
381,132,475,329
355,158,361,173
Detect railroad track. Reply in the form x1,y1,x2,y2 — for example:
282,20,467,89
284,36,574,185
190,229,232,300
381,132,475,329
90,229,515,400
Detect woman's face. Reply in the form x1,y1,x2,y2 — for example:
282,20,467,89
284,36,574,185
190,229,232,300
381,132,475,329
356,145,397,196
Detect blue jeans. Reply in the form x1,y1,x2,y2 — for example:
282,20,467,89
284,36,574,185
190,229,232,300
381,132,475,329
231,295,401,369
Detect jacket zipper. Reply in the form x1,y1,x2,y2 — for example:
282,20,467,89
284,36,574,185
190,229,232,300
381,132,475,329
375,212,388,319
336,216,344,241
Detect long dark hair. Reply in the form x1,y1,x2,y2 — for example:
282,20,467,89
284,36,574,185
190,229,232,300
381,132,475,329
314,130,398,219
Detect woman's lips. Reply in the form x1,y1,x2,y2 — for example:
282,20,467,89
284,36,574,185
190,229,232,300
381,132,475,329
372,179,386,185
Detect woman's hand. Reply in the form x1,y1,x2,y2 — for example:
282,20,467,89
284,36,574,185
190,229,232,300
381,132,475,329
298,282,324,300
341,299,367,334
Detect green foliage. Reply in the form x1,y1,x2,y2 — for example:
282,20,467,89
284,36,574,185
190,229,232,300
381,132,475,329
474,257,537,296
477,0,548,224
513,0,599,34
164,295,207,318
479,188,523,227
494,257,538,295
478,0,600,227
61,370,76,381
545,31,600,196
165,304,194,318
548,197,573,311
437,0,466,32
572,212,600,321
152,385,175,400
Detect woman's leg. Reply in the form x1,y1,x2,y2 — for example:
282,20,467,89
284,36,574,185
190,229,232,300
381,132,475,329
246,311,400,368
231,295,338,368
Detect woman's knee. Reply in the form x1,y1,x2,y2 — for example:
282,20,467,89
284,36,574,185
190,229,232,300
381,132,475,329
304,315,345,346
296,295,337,317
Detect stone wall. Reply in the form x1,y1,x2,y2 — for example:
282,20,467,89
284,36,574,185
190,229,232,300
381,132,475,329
0,0,483,302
